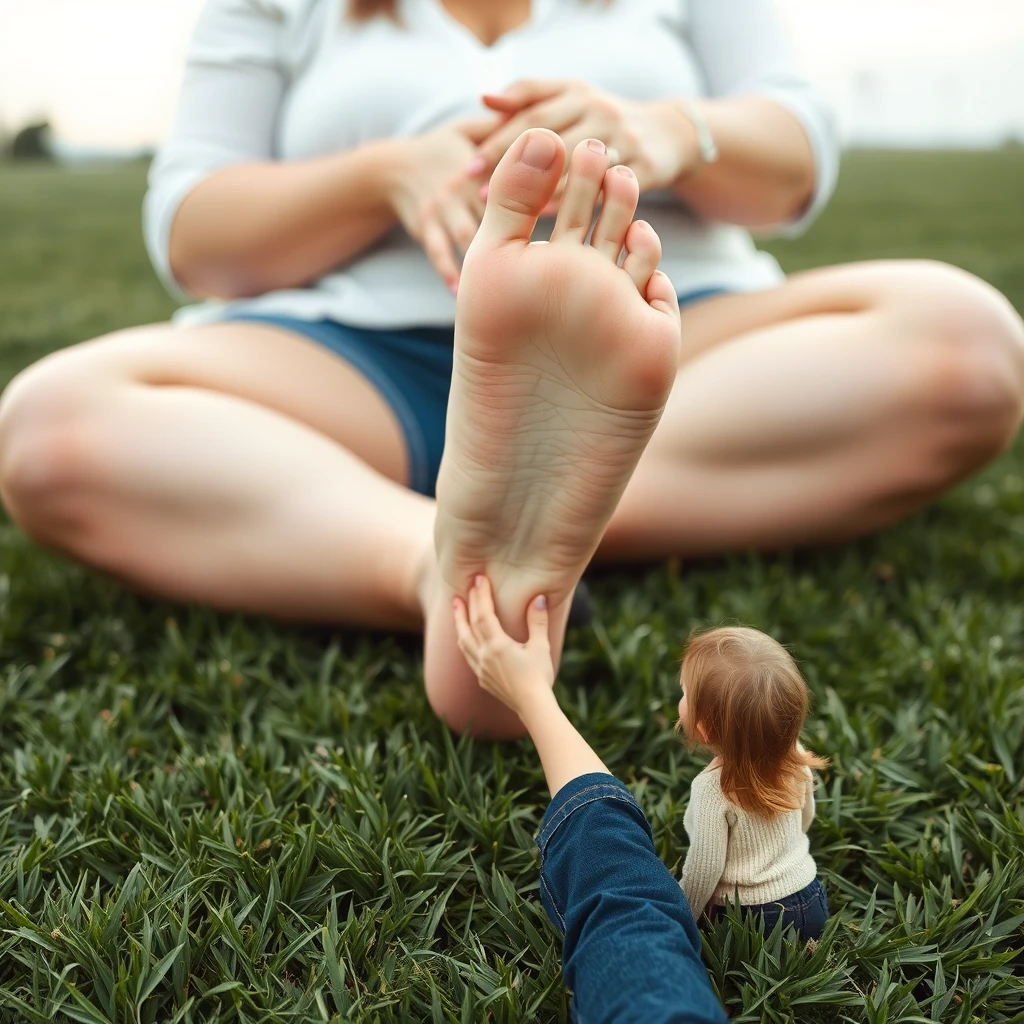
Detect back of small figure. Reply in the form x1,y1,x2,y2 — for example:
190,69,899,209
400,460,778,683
677,626,831,942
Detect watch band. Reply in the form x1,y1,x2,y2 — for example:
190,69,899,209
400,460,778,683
682,100,719,165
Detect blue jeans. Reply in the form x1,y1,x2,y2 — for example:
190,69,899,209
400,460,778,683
708,878,829,941
537,774,728,1024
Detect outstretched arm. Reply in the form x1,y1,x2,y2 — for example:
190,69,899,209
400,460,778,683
453,576,610,797
454,578,728,1024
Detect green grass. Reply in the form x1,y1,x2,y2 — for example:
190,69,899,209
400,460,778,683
1,151,1024,1023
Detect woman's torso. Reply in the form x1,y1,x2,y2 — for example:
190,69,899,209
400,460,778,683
167,0,788,328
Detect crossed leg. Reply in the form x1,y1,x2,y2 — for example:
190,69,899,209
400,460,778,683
0,319,435,630
604,260,1024,559
1,140,1022,740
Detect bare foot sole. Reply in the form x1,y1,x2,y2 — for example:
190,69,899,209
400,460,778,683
426,129,682,735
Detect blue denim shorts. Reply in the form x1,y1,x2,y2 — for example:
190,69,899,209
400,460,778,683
708,877,829,942
223,287,730,498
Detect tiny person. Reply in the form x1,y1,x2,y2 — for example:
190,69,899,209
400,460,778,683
676,627,829,941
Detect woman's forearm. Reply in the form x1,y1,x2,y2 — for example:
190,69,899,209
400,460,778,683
664,96,817,228
518,690,612,798
168,139,403,300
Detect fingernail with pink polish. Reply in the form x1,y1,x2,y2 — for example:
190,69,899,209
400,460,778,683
479,184,489,202
448,280,459,296
535,595,547,610
466,155,487,176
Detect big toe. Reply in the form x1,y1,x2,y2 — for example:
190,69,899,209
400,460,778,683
476,129,565,245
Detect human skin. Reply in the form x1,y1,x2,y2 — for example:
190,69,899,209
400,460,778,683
0,29,1022,735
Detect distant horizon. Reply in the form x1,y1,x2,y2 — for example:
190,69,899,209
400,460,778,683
2,0,1023,149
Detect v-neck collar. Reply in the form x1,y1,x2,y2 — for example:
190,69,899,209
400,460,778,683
422,0,557,50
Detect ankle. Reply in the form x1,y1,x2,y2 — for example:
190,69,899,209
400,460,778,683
413,543,439,621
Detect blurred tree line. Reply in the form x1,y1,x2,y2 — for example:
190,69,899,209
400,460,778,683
1,121,55,161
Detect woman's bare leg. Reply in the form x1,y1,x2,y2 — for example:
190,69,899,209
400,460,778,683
0,321,434,629
602,260,1024,559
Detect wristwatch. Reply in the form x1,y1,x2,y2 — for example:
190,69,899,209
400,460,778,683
681,100,719,165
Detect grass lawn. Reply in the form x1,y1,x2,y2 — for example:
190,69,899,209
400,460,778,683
1,151,1024,1023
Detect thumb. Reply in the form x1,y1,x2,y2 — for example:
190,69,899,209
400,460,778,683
526,595,550,650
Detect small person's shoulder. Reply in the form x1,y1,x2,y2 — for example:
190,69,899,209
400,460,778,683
691,766,726,799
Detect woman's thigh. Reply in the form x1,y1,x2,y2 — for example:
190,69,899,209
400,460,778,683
0,319,438,626
602,260,1024,559
0,318,411,485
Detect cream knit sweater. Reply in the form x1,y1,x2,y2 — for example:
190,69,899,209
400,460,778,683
680,765,817,918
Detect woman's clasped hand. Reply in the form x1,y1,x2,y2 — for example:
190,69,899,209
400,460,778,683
387,80,702,291
383,116,498,294
472,79,701,205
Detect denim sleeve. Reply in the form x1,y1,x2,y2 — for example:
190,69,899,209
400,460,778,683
537,774,728,1024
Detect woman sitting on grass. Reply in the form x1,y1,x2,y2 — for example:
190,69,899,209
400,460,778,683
455,578,830,1019
1,0,1022,743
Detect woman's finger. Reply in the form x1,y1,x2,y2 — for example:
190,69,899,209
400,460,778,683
474,95,583,171
421,218,460,294
481,93,527,115
440,201,480,257
456,114,505,145
482,79,566,114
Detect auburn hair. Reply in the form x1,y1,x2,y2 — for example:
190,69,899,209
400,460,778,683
680,626,828,818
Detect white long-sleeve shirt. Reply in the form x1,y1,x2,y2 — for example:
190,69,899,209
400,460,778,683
680,765,818,918
146,0,839,329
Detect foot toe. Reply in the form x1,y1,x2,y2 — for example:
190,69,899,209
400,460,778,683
621,220,662,293
551,139,610,244
589,165,639,263
645,270,680,318
476,129,566,245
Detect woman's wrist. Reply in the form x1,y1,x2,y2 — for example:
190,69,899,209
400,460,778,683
637,98,703,190
362,136,413,215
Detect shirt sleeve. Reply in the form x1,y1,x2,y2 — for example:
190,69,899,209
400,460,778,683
143,0,290,296
686,0,840,235
801,768,816,833
537,774,728,1024
680,774,729,919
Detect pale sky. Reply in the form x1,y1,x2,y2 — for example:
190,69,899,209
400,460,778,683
1,0,1023,148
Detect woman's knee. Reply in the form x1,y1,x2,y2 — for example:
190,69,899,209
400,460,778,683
0,349,112,537
889,261,1024,457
